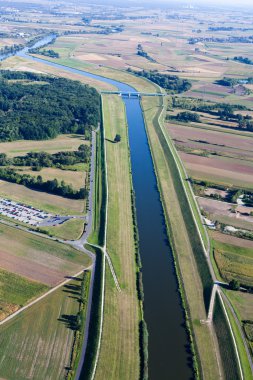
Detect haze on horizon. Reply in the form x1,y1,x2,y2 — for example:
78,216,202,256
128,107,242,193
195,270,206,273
133,0,253,8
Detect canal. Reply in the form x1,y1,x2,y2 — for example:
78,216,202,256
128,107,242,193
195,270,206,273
14,38,193,379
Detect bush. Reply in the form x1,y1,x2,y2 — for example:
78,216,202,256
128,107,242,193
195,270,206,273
229,279,240,290
176,111,200,123
114,134,121,143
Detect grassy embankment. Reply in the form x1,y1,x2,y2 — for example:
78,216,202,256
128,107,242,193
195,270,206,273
221,293,253,380
141,94,222,379
0,274,90,380
213,295,242,379
94,95,140,379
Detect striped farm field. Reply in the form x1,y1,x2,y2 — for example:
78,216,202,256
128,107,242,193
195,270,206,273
0,268,48,321
0,223,91,286
0,275,87,380
212,234,253,287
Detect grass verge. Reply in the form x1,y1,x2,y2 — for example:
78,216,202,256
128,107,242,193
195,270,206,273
221,292,253,380
213,295,241,379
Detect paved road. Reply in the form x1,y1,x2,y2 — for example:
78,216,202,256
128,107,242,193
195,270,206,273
207,284,218,322
79,127,98,245
38,215,86,227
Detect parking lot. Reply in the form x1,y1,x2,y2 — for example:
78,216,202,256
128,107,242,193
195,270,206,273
0,198,52,226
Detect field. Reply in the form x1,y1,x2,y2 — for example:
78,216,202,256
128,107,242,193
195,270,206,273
197,197,253,228
210,230,253,249
0,134,87,157
227,290,253,322
95,95,139,380
0,223,91,286
0,268,48,321
41,218,85,240
0,274,88,380
20,166,86,190
0,55,115,92
0,180,84,215
46,34,165,71
167,123,253,188
211,233,253,287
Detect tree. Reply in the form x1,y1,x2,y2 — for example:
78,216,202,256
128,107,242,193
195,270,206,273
229,279,240,291
176,111,200,123
114,134,121,143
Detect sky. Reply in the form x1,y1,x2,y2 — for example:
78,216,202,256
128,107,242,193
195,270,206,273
135,0,253,8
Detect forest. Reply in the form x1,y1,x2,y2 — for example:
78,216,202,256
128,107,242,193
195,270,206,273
0,70,101,141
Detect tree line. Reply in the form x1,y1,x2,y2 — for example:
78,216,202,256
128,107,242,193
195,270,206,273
0,167,86,199
169,97,253,131
0,70,100,141
215,77,253,87
0,144,90,169
127,68,191,93
29,48,59,58
234,56,253,65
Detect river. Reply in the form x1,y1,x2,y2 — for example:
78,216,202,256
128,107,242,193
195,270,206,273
7,35,193,379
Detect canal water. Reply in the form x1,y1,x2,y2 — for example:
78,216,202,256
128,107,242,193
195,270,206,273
11,37,193,379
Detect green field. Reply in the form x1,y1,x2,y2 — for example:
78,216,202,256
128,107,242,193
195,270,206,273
213,239,253,287
0,274,89,380
41,218,85,240
0,268,48,321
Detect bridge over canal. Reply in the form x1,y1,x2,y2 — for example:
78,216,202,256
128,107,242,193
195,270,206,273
100,90,166,97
